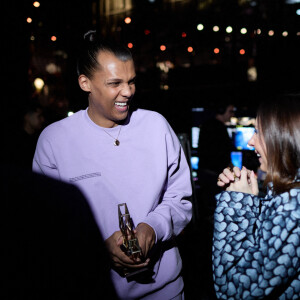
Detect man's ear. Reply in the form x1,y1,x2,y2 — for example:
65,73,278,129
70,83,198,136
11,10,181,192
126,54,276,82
78,75,91,92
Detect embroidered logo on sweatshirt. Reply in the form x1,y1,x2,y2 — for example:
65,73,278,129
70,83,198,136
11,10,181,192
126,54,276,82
69,172,101,183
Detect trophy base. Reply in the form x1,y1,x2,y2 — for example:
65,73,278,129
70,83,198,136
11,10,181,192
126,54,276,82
125,267,154,283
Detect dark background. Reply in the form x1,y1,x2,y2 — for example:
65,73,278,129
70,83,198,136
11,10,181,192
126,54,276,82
1,2,300,298
2,0,300,134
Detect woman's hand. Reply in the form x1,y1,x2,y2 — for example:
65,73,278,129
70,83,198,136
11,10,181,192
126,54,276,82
217,166,259,195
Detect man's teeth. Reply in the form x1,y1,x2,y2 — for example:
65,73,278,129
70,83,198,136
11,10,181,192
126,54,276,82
115,102,127,106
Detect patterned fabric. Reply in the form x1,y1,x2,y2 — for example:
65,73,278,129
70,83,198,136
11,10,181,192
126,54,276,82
212,177,300,299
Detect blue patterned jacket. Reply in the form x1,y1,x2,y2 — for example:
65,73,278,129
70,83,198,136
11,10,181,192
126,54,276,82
213,177,300,299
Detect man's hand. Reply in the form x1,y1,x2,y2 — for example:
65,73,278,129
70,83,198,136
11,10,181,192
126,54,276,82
105,230,149,272
135,223,156,259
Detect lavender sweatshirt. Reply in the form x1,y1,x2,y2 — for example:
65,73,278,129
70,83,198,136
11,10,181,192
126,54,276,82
33,108,192,299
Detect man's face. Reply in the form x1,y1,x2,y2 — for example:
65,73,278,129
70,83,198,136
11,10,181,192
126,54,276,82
223,105,235,123
26,108,44,131
80,51,136,128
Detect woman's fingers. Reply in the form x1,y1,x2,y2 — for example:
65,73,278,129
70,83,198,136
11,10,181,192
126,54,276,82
250,170,259,195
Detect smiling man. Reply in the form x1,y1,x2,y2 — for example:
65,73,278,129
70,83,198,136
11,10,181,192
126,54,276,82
33,31,193,300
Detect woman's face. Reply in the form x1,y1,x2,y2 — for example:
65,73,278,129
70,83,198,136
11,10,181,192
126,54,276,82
248,119,268,172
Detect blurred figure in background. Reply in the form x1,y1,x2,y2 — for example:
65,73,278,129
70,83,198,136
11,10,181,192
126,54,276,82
198,101,235,175
197,101,236,219
7,102,45,168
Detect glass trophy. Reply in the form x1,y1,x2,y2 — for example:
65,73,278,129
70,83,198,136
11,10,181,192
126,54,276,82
118,203,148,279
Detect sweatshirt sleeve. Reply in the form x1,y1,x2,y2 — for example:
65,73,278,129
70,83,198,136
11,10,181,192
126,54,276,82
212,190,300,299
141,125,193,242
32,130,60,180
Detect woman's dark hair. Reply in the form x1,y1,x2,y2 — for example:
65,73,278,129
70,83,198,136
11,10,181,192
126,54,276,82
257,93,300,194
76,30,133,78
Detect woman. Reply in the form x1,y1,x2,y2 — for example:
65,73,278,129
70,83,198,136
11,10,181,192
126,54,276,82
213,95,300,299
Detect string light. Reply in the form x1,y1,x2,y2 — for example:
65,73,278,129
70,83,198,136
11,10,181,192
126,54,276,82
226,26,233,33
33,1,40,8
240,28,247,34
214,48,220,54
127,42,133,48
124,17,131,24
213,26,219,32
27,17,33,23
160,45,166,51
239,49,245,55
197,24,204,31
51,36,57,41
187,46,193,53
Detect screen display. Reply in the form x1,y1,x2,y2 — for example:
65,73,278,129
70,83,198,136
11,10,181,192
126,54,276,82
234,127,255,150
190,156,199,170
231,151,243,169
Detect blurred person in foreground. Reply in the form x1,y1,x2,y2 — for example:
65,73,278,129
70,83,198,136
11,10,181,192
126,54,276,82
3,164,116,299
214,94,300,299
33,30,192,300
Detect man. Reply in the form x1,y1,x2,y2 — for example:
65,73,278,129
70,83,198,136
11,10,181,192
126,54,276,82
33,32,192,299
198,102,235,174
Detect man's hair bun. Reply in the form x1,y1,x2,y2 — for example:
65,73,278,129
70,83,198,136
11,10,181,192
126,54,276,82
83,30,97,42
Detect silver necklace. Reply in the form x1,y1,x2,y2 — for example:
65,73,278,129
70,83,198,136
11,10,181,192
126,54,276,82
102,126,122,146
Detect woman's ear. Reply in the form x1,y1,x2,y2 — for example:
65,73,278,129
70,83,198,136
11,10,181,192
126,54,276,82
78,75,91,92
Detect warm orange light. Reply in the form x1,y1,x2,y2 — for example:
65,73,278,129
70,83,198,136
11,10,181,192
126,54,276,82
239,49,245,55
144,29,151,35
51,36,57,42
182,32,187,38
33,1,40,7
187,46,193,53
27,17,32,23
214,48,220,54
127,42,133,49
124,17,131,24
160,45,166,51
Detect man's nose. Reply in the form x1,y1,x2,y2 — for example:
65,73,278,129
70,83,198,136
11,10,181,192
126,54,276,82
121,84,134,97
